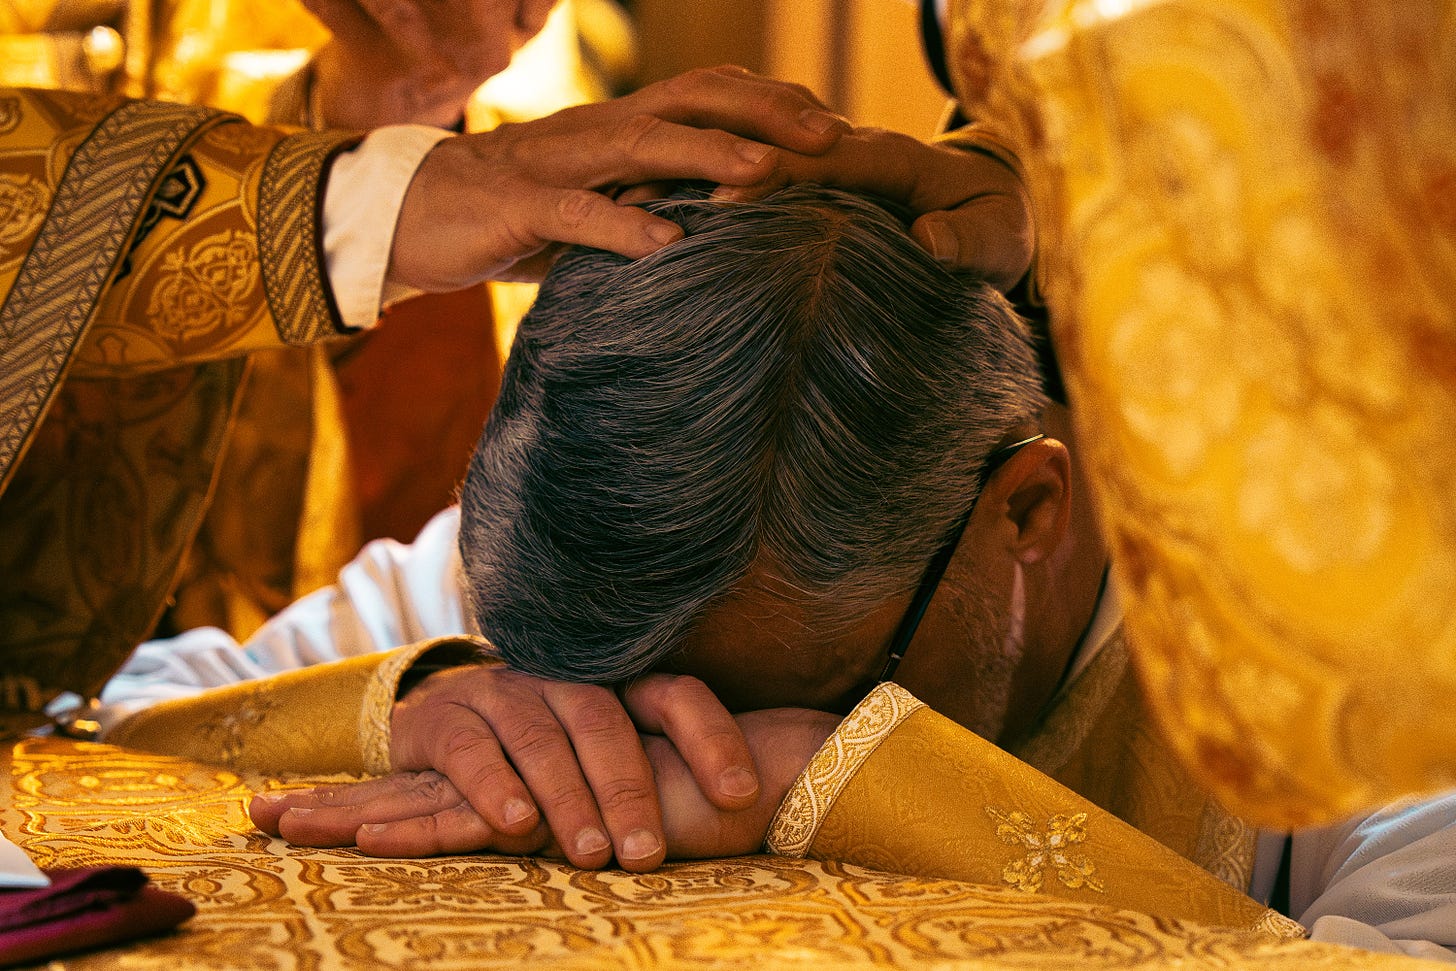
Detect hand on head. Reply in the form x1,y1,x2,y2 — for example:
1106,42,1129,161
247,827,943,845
386,65,851,291
714,126,1035,292
382,59,1033,294
306,0,561,128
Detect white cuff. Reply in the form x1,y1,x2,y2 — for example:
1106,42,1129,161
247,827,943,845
322,124,453,329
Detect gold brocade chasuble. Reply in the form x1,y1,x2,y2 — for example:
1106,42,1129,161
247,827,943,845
942,0,1456,826
0,87,355,735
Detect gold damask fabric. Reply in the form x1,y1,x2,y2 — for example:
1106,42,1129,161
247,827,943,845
5,736,1440,971
766,684,1289,935
108,638,485,776
0,86,352,733
0,90,222,483
943,0,1456,826
75,113,354,372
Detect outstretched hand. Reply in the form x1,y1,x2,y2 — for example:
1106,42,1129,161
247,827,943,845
306,0,559,128
249,692,839,868
386,66,850,290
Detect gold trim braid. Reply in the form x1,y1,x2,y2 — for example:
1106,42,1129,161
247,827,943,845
766,683,924,856
0,98,225,490
360,637,488,775
257,128,360,345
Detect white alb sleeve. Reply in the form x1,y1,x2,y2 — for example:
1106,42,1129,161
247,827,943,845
98,506,469,731
1290,790,1456,963
322,124,452,329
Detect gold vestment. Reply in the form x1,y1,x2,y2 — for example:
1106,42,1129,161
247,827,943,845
0,86,356,735
941,0,1456,827
107,625,1293,935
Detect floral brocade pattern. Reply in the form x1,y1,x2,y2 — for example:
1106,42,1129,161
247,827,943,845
2,737,1429,970
985,808,1104,894
946,0,1456,827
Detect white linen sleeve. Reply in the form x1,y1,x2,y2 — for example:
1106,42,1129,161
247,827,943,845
97,506,470,732
1290,790,1456,962
322,124,453,329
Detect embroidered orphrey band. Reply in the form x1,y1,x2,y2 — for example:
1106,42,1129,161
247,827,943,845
257,129,360,345
0,99,222,491
766,682,925,856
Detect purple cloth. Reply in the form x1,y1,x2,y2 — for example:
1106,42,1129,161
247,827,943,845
0,866,195,966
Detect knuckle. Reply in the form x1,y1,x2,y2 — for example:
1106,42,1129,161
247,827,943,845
595,778,656,814
499,718,566,762
436,728,505,786
555,189,600,229
692,723,743,751
665,66,712,95
410,772,453,803
414,813,442,842
659,673,711,708
612,112,664,158
536,774,593,810
565,686,629,728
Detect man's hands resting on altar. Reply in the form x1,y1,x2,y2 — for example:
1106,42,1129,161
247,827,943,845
249,668,839,871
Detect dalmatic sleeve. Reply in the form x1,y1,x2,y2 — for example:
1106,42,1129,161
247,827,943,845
76,111,360,375
106,637,488,776
0,86,356,483
765,683,1303,939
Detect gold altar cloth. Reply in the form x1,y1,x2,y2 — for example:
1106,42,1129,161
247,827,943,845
2,739,1443,970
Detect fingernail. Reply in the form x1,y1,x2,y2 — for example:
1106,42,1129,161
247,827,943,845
575,827,611,857
799,109,849,134
647,222,682,247
620,829,661,861
251,792,287,808
719,767,759,799
503,798,535,827
735,141,773,165
283,807,314,818
924,222,959,263
362,823,389,835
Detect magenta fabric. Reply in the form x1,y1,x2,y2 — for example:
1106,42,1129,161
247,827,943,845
0,866,195,966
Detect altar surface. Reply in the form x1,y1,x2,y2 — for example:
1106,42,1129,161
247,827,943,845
2,738,1441,970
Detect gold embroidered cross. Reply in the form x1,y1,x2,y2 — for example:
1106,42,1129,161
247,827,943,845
984,807,1105,894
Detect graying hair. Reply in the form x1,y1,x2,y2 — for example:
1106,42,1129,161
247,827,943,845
458,185,1047,682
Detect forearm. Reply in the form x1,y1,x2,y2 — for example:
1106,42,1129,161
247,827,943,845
107,638,485,775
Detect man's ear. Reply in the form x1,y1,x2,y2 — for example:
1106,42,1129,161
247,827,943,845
984,438,1072,565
